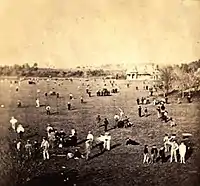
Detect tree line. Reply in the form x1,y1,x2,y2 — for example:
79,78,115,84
159,59,200,95
0,63,110,77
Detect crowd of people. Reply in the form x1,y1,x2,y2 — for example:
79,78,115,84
7,78,193,168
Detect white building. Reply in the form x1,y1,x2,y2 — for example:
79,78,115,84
126,64,159,80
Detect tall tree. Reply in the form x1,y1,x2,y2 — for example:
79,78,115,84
159,66,174,95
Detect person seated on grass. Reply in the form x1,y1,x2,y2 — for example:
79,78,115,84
59,129,66,139
169,118,176,127
123,116,133,128
177,98,181,104
16,124,25,139
74,148,84,159
17,100,22,107
125,138,139,145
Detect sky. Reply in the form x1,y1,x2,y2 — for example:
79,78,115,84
0,0,199,68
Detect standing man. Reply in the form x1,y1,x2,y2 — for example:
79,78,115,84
138,106,142,117
136,98,140,105
170,140,179,163
144,107,148,117
156,106,161,119
96,115,101,125
163,134,170,152
10,116,18,131
104,132,111,151
104,118,109,132
143,145,149,164
150,145,158,163
46,105,51,115
41,137,50,160
85,140,91,160
36,98,40,107
25,140,32,159
80,96,84,103
179,142,187,164
67,102,71,110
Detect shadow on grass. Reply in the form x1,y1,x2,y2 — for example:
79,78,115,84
89,143,121,160
77,139,87,145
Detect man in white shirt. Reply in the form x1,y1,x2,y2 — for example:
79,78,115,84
104,132,111,151
41,137,50,160
10,116,18,131
36,98,40,107
170,140,179,163
87,131,94,142
179,142,187,164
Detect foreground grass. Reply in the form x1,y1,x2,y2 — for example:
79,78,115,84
0,78,200,186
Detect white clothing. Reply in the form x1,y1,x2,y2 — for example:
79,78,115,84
41,139,50,160
104,135,111,150
87,133,94,142
47,126,53,137
16,142,21,151
170,142,179,163
36,99,40,107
16,125,24,134
71,129,76,136
179,143,186,163
10,117,18,130
114,115,120,121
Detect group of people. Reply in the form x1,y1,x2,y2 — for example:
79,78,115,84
7,78,192,171
143,134,187,164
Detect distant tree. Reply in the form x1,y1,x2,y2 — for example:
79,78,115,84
159,66,174,95
32,63,38,71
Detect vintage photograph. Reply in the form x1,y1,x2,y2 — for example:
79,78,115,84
0,0,200,185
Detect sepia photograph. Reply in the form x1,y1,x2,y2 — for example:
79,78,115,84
0,0,200,185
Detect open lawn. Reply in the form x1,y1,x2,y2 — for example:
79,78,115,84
0,78,200,186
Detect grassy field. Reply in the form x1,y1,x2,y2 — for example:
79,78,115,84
0,78,200,186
